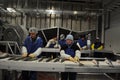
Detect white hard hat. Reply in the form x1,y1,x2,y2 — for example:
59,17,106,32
29,27,38,34
65,34,74,41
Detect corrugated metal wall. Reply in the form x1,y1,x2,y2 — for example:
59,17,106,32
1,12,97,32
0,0,98,32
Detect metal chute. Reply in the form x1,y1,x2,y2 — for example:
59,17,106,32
38,27,95,44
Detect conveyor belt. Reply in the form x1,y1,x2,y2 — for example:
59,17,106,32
92,59,99,67
0,56,120,73
46,58,53,62
38,57,46,62
54,58,60,62
104,58,114,67
0,52,9,59
41,48,113,54
14,56,26,61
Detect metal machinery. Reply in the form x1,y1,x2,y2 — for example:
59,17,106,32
0,48,120,80
0,21,28,55
0,0,120,80
0,25,119,80
0,50,120,73
0,56,120,73
3,25,28,45
0,21,119,80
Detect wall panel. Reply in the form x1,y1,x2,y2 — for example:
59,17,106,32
105,10,120,53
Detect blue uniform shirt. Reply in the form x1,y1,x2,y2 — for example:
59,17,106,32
94,42,102,49
61,42,79,57
77,38,87,47
23,36,43,54
58,39,66,47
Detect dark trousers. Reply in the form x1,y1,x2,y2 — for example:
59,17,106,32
21,71,37,80
61,72,77,80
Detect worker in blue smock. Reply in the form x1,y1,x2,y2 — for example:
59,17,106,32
45,37,58,58
77,35,87,50
45,37,57,48
21,27,43,80
58,34,66,48
60,34,81,80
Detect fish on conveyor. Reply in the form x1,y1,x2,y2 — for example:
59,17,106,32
78,60,84,66
27,58,37,61
61,59,66,63
116,59,120,63
54,58,60,62
14,56,26,61
38,56,46,62
8,56,17,60
92,59,99,67
105,58,114,67
23,57,37,61
7,54,21,60
0,52,9,59
46,58,53,62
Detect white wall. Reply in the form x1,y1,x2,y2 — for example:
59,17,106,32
105,10,120,53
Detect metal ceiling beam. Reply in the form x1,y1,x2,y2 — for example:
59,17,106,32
1,0,101,8
16,8,98,16
103,0,120,11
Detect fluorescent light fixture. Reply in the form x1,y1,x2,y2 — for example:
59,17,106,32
7,8,16,12
73,11,78,14
90,12,96,16
46,10,55,14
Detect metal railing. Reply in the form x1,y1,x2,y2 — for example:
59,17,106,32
0,41,21,54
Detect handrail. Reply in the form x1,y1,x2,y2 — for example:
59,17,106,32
0,41,21,54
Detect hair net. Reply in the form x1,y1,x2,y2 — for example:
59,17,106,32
29,27,38,34
65,34,74,41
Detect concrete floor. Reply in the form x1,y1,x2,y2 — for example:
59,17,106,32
76,73,115,80
59,73,117,80
1,71,119,80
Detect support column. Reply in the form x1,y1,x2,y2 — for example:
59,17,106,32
96,15,99,38
101,13,105,43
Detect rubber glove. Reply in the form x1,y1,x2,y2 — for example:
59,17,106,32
29,54,36,58
68,57,75,62
22,53,27,57
80,48,83,50
74,56,79,62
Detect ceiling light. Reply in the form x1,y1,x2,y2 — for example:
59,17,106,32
46,10,55,14
7,8,16,12
73,11,78,14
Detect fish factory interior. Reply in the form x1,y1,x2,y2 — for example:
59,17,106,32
0,0,120,80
